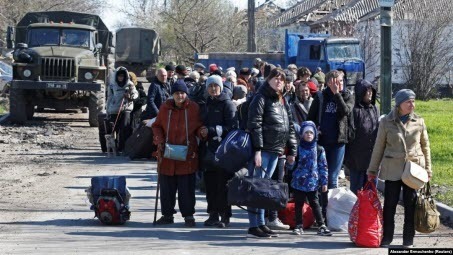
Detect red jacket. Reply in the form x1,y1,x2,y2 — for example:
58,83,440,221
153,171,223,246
152,99,204,176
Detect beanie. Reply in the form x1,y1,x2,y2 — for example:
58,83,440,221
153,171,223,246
194,63,206,70
175,65,187,75
209,64,218,73
233,85,247,99
165,64,175,71
206,75,223,91
171,79,188,95
307,81,318,96
395,89,416,106
239,68,251,76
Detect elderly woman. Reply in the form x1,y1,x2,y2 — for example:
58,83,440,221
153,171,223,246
367,89,431,248
247,68,297,238
152,80,207,227
200,75,237,228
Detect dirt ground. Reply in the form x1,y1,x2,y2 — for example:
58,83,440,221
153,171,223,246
0,111,452,254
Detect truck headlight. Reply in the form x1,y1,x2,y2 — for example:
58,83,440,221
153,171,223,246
84,72,93,80
23,69,32,78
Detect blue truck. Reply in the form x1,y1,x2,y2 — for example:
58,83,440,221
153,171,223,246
194,31,365,86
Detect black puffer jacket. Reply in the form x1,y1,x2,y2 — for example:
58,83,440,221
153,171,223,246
200,91,238,152
142,77,170,119
247,82,297,156
344,80,379,171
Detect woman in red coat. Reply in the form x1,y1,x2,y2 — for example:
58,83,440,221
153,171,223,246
152,79,207,227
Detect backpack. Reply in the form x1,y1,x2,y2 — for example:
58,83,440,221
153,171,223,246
215,129,253,173
90,176,130,225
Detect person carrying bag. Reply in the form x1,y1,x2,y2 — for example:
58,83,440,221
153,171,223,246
367,89,432,248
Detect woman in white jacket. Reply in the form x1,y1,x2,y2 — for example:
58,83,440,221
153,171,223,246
106,66,138,152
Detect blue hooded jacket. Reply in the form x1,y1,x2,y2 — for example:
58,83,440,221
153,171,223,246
291,121,328,192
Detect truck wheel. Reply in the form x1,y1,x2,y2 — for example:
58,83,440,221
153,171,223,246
9,88,27,124
81,107,88,113
26,104,35,120
88,84,106,127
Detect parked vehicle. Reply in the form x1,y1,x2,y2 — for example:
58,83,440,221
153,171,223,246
195,31,365,86
6,11,115,126
0,61,12,93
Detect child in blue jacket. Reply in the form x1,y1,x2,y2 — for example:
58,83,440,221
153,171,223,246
291,121,332,236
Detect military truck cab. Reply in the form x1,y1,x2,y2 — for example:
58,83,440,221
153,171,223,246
7,11,113,126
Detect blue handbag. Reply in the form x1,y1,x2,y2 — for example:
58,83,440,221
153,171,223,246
163,109,189,161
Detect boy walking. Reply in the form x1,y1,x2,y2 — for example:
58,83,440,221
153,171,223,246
291,121,332,236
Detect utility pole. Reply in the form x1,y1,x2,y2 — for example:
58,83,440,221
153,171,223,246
380,0,394,114
247,0,257,52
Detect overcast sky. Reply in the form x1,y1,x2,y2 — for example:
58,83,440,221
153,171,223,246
101,0,291,30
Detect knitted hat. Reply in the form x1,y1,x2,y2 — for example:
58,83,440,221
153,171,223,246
284,69,295,82
233,85,247,99
194,63,206,70
165,64,175,71
307,81,318,96
209,64,218,73
206,75,223,91
171,79,188,95
175,65,187,75
395,89,416,106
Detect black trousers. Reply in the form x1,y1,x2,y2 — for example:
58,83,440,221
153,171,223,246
108,111,132,152
383,180,417,246
204,169,234,217
268,157,286,222
294,189,325,227
159,173,196,218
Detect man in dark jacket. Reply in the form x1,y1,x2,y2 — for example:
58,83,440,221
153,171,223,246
307,70,354,219
142,68,170,120
344,79,379,195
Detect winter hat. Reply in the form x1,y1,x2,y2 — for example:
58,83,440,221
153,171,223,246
165,64,175,71
251,68,259,76
263,63,276,78
233,85,247,99
226,67,236,72
175,65,188,75
206,75,223,91
194,63,206,70
209,64,218,73
171,79,188,95
226,70,237,79
307,81,318,96
284,69,295,82
302,125,315,136
395,89,416,107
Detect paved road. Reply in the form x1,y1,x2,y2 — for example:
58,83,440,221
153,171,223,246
0,111,452,254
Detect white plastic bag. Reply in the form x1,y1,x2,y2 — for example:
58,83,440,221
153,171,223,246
326,187,357,231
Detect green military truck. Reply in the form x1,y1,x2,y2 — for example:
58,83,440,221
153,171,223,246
6,11,114,126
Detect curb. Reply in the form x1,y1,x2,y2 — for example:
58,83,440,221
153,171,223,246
0,113,9,125
376,179,453,223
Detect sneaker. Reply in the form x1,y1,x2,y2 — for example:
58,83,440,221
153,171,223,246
267,218,290,230
204,213,220,227
259,225,279,237
184,216,196,227
292,225,304,235
247,227,271,238
317,225,332,236
402,244,414,248
155,216,174,225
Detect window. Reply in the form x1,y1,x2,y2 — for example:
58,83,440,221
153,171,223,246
28,28,60,47
310,45,321,60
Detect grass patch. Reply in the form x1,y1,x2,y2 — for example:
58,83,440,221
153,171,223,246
0,100,7,114
416,99,453,206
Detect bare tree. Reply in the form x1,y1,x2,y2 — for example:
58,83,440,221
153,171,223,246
394,1,453,99
355,19,380,82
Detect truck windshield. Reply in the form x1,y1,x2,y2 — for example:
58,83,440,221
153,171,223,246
326,44,361,60
28,28,60,47
28,28,92,48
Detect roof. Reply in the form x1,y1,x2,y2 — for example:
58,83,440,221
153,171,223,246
310,0,380,26
28,23,96,30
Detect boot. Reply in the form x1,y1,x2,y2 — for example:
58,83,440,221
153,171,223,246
204,213,220,226
217,215,230,228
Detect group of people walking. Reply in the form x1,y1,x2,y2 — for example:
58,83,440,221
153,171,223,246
105,60,431,247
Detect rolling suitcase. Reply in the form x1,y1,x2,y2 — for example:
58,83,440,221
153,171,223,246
124,122,155,159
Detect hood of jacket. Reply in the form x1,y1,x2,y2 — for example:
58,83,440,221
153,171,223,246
115,66,130,87
354,79,376,107
300,120,318,142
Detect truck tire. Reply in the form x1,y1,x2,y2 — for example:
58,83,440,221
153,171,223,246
9,88,27,124
88,84,106,127
26,104,35,120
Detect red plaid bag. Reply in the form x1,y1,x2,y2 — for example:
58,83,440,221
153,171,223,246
348,181,384,248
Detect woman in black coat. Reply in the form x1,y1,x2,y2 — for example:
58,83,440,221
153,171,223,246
200,74,237,228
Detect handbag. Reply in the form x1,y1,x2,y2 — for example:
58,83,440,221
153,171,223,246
227,167,288,210
396,123,428,190
414,182,440,233
402,160,429,190
163,109,189,161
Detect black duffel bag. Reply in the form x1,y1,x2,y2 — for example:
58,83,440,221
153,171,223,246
227,168,289,210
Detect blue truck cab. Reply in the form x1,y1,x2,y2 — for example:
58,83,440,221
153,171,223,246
194,30,365,87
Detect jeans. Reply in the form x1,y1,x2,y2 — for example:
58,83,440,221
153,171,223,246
319,143,345,219
349,170,368,195
268,157,286,222
247,151,279,228
383,180,417,246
